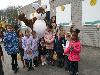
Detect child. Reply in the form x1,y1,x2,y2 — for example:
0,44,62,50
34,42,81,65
0,45,4,75
54,30,66,67
39,37,46,66
18,30,25,68
22,29,34,71
64,29,81,75
64,32,71,71
4,24,19,73
44,25,54,65
31,31,39,67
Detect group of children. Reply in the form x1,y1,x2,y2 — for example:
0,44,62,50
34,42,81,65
0,22,81,75
18,29,39,71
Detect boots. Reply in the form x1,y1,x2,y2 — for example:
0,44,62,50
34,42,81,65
11,63,19,73
14,67,19,73
33,58,39,67
11,63,15,71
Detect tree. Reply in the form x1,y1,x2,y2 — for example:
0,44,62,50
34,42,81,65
4,6,22,31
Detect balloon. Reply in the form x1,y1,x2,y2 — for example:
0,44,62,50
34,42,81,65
61,5,65,11
90,0,97,6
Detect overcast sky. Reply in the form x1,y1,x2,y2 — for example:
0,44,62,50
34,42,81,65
0,0,37,9
0,0,100,24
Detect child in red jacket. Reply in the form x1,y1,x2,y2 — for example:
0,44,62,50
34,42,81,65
64,29,81,75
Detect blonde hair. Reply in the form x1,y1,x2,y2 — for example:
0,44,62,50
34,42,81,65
6,24,14,30
6,23,13,27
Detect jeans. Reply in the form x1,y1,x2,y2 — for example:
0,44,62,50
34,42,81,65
64,55,70,71
46,49,54,64
25,59,32,69
57,53,64,67
11,54,18,70
70,61,78,75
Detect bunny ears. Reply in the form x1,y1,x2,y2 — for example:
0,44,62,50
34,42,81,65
32,3,47,10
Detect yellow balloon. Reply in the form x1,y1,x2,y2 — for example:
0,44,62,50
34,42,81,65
90,0,97,6
61,5,65,11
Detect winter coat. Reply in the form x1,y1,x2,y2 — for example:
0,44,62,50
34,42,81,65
4,31,19,55
44,30,54,50
22,36,33,60
64,40,81,62
54,36,66,55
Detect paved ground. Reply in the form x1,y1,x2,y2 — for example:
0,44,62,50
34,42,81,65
1,42,100,75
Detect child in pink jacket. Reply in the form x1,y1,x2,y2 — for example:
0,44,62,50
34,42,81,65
64,29,81,75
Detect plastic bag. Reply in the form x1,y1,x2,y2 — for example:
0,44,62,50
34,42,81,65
17,54,21,60
52,51,57,60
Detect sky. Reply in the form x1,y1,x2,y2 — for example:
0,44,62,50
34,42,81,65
0,0,37,9
0,0,100,24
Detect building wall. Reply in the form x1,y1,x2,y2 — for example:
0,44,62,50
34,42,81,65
65,25,100,47
80,25,100,47
50,0,83,29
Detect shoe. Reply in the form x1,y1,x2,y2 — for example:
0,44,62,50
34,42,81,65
67,70,70,73
28,68,31,71
44,61,47,65
42,62,44,66
69,71,73,75
76,72,79,75
34,64,38,67
23,65,25,68
12,67,15,71
30,67,34,70
14,68,19,73
11,64,15,70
